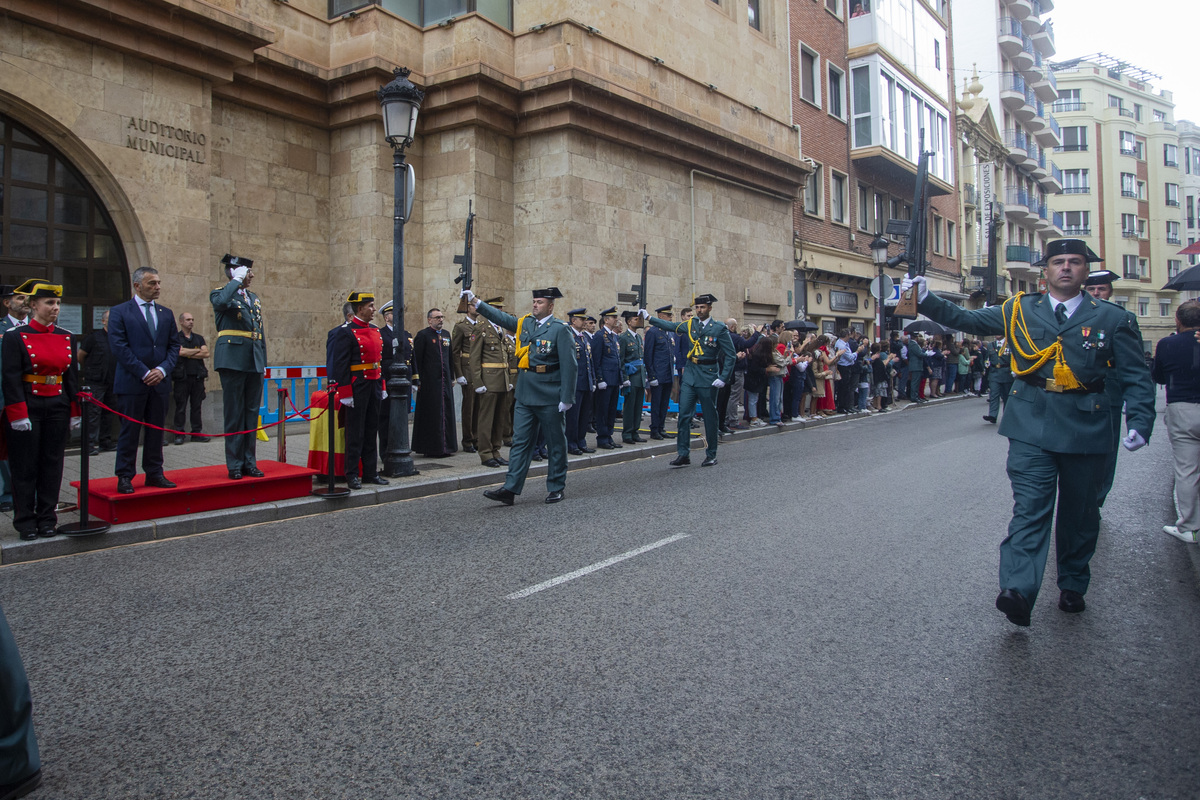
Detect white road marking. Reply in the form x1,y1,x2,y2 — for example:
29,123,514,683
506,532,692,599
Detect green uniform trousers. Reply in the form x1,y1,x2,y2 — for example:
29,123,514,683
503,401,568,495
676,381,719,460
988,373,1013,419
1097,404,1124,507
0,604,38,785
621,385,644,441
1003,439,1105,606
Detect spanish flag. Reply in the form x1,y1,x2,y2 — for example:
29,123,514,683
307,389,350,476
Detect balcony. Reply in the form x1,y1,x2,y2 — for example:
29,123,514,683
1006,244,1032,263
1062,184,1090,194
1051,98,1084,113
1165,157,1179,168
1121,189,1138,199
1011,35,1036,73
1166,199,1181,207
1000,73,1028,111
1022,0,1043,31
1062,226,1091,236
1040,161,1062,193
1007,0,1034,21
1030,148,1049,179
1016,85,1039,123
1168,235,1182,245
1118,107,1135,118
998,16,1024,57
1032,19,1055,56
1031,68,1058,103
1122,229,1139,239
1034,203,1053,230
1051,211,1064,232
963,183,978,208
1034,113,1061,148
1004,188,1038,222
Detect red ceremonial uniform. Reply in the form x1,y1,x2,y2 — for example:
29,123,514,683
326,318,384,481
2,319,80,537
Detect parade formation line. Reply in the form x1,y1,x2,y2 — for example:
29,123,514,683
506,533,692,600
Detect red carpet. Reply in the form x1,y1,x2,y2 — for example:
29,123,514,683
71,461,319,524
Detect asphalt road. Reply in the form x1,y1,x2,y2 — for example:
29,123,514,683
1,397,1196,799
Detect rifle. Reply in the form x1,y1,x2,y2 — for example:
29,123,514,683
631,245,648,309
453,200,475,314
886,133,932,316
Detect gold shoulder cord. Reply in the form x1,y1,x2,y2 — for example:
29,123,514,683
514,314,534,369
1003,293,1083,390
685,318,703,360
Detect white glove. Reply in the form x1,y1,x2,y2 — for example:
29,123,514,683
456,376,467,386
474,385,486,394
899,275,929,302
597,381,607,390
381,390,388,400
70,417,81,431
460,288,476,303
621,380,631,388
1122,430,1146,451
649,379,659,387
638,308,649,319
558,402,572,413
712,378,726,388
230,266,249,282
10,418,30,432
507,384,513,391
340,396,354,409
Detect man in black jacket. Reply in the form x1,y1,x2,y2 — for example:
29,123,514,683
77,309,118,455
171,311,211,444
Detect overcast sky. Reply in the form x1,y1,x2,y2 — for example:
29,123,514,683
1044,0,1196,122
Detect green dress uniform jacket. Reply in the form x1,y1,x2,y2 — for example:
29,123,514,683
644,314,735,460
618,328,647,441
918,290,1156,610
474,301,578,494
210,279,266,471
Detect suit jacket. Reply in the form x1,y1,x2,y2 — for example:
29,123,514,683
210,279,267,373
904,339,927,371
596,328,622,386
919,292,1155,453
573,329,598,393
643,325,675,384
108,298,181,396
474,302,577,407
646,315,736,386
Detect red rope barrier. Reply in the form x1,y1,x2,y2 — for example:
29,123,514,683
78,392,317,439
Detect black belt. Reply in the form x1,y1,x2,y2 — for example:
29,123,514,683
689,357,716,365
522,364,559,374
1018,375,1106,394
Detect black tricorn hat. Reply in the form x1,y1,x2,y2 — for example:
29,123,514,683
1031,239,1101,266
532,287,563,299
14,279,62,299
1083,269,1119,286
347,291,375,305
222,254,253,271
0,284,16,298
693,293,718,305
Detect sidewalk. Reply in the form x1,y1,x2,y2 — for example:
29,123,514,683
2,394,981,564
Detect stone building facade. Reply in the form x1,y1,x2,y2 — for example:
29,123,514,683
0,0,809,365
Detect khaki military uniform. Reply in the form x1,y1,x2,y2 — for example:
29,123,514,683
450,316,480,450
502,334,518,444
470,321,515,463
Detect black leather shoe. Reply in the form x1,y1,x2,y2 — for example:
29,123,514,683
503,440,514,447
0,768,41,800
483,458,503,468
701,456,717,467
567,448,583,456
545,490,564,504
632,436,646,443
484,487,515,505
364,475,389,485
228,469,242,480
1058,589,1086,613
531,453,544,462
983,415,997,423
173,435,185,446
996,588,1032,627
622,438,635,445
100,443,118,452
36,528,56,538
191,435,211,443
496,457,509,465
463,444,478,454
243,467,265,478
117,476,135,494
612,442,623,448
86,447,100,456
18,531,37,541
669,455,691,467
650,433,664,440
596,442,617,450
0,502,13,513
145,475,177,489
347,476,363,490
582,447,595,454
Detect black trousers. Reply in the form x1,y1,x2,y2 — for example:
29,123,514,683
835,371,855,411
115,390,168,479
378,396,392,456
650,383,671,435
172,375,206,434
566,388,593,449
7,396,70,535
595,385,620,445
344,379,381,479
714,383,730,430
218,369,262,471
84,383,116,447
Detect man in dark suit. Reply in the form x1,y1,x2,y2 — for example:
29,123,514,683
109,266,181,494
377,300,412,457
643,305,676,440
565,309,597,455
594,307,622,449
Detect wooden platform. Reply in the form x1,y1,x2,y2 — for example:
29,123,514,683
71,461,319,524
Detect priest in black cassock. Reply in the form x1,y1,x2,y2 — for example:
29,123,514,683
411,307,457,457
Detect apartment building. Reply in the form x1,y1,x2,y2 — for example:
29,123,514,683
956,70,1008,308
953,0,1064,304
1180,120,1200,275
791,0,961,339
0,0,808,359
1048,55,1183,348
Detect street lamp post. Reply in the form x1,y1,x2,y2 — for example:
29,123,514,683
378,67,424,478
870,233,890,344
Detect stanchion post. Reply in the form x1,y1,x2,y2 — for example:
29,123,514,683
312,382,350,499
57,387,111,537
277,386,288,463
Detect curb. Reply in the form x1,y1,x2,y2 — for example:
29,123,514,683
1,394,978,565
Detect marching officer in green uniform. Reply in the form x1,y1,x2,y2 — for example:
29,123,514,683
903,238,1156,627
461,287,578,505
470,297,515,468
210,254,267,480
619,310,648,444
639,293,735,467
982,336,1012,423
1083,268,1132,507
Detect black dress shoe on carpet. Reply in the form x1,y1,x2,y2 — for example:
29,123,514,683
1058,589,1086,613
701,456,717,467
145,475,177,489
173,435,185,445
364,475,389,485
0,768,41,800
996,588,1032,627
484,487,515,505
483,458,502,467
243,467,265,478
669,455,690,467
496,457,509,465
117,476,135,494
18,531,37,542
347,476,363,490
191,434,211,443
983,415,997,423
463,445,478,453
228,469,242,480
545,490,564,504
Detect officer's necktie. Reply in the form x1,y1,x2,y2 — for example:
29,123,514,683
143,302,156,338
1055,303,1067,325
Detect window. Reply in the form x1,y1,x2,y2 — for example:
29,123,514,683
1122,255,1139,278
1154,109,1167,122
899,87,912,159
1137,181,1147,200
1167,221,1181,244
363,0,514,29
1108,94,1124,110
1115,298,1128,310
1165,144,1179,167
1194,149,1200,174
831,172,847,223
1166,183,1180,206
1063,211,1090,235
851,67,872,147
931,213,942,253
857,184,869,230
1060,126,1087,151
1139,258,1148,276
804,163,823,216
1138,298,1149,316
1168,260,1182,278
800,45,820,106
946,221,955,257
827,64,845,119
1161,301,1171,317
1063,169,1089,194
1138,218,1147,239
1188,195,1195,228
1120,173,1136,198
933,40,940,70
875,193,886,230
1133,103,1143,122
1119,130,1136,155
1121,213,1136,236
748,0,761,30
879,71,895,149
1188,147,1194,175
1053,89,1083,113
826,0,840,14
